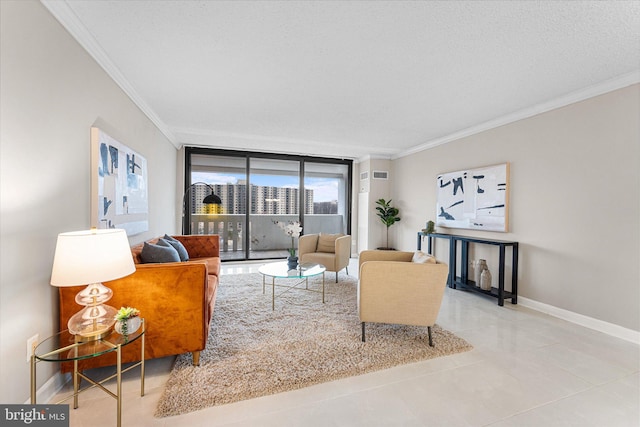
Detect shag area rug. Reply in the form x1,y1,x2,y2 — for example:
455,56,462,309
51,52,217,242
155,272,472,417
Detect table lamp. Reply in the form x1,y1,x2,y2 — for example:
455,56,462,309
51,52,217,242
50,228,135,341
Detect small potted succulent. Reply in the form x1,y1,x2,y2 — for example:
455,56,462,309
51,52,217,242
114,306,141,336
422,220,435,235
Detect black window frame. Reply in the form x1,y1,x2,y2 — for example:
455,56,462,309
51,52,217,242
184,147,353,261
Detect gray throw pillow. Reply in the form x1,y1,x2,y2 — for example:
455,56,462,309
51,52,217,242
163,234,189,261
140,241,180,263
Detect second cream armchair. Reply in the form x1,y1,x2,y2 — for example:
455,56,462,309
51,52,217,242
358,250,449,346
299,233,351,282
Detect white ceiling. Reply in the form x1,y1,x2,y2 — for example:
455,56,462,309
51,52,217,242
43,1,640,160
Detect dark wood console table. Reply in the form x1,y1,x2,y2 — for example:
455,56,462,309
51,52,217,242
417,232,518,306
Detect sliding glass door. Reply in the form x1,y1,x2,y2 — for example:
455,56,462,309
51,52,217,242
185,148,351,261
187,154,247,260
248,157,300,260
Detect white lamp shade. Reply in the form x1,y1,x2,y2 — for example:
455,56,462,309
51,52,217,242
50,229,135,286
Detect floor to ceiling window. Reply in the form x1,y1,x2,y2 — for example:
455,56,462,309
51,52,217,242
186,154,248,259
303,162,350,236
184,148,352,261
248,157,300,260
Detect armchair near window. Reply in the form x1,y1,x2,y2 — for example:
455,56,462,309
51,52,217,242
357,250,449,345
299,233,351,282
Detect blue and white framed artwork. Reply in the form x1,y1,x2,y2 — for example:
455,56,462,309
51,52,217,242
436,163,509,232
91,127,149,236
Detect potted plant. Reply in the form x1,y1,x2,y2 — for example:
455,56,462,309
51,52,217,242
273,220,303,269
422,220,435,235
114,306,141,336
375,198,401,250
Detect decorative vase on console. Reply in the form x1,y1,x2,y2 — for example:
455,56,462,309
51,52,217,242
475,259,488,287
480,268,492,291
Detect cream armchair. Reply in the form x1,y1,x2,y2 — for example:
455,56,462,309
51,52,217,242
358,250,449,346
299,233,351,282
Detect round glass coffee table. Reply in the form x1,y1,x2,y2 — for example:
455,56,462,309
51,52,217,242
258,261,326,310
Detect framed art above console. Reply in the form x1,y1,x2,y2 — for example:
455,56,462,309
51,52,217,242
436,162,509,232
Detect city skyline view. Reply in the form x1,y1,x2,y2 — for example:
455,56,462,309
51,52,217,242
189,181,341,215
192,171,339,203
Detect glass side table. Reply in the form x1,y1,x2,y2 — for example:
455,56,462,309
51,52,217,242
31,319,145,427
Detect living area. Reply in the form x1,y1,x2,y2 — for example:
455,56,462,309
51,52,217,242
2,1,639,426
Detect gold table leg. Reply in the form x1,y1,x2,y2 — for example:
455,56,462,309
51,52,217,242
30,355,36,403
140,320,145,397
73,358,79,409
116,345,122,427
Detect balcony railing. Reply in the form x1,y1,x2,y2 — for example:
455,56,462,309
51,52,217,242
189,214,345,260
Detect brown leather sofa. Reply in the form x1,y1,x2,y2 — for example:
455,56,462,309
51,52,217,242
58,235,220,372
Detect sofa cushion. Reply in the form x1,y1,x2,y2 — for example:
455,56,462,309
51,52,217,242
163,234,189,261
189,257,221,277
316,233,342,253
140,241,181,263
412,251,436,264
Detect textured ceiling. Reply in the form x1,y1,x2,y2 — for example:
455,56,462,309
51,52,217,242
43,1,640,160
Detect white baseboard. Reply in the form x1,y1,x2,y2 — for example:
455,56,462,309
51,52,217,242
24,371,69,404
518,296,640,345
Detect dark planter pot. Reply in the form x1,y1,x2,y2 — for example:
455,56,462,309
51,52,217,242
287,256,298,270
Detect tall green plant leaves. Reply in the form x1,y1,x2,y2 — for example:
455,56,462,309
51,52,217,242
375,199,401,248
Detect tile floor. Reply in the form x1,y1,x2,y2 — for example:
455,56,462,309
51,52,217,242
52,259,639,426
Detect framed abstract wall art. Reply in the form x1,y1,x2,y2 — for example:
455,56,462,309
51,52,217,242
91,127,148,235
436,163,509,232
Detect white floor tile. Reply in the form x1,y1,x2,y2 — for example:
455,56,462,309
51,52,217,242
48,258,639,426
490,375,640,427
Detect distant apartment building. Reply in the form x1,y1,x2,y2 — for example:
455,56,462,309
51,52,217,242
313,201,338,214
190,182,315,214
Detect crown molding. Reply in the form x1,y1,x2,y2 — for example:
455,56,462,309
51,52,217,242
356,154,393,163
172,127,397,160
41,0,179,149
39,1,640,159
394,71,640,159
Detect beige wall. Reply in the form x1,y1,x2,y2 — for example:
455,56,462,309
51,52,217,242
392,84,640,332
0,1,178,403
357,158,395,251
